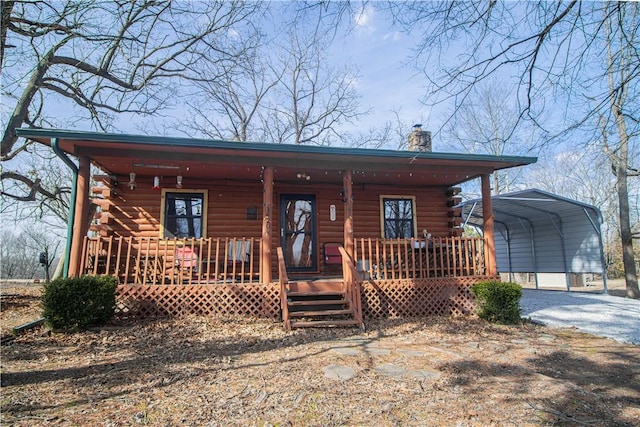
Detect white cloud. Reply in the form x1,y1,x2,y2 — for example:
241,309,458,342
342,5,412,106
382,31,403,42
354,5,375,31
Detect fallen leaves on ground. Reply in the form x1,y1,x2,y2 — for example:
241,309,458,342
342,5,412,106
1,285,639,426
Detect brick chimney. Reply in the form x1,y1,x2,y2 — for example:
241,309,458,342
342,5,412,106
408,124,432,152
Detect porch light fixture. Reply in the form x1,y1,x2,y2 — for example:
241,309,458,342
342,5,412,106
176,174,183,189
128,171,137,190
153,175,160,190
296,172,311,180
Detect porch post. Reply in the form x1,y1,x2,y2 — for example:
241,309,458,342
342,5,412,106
261,166,274,283
343,170,354,258
69,155,91,277
481,173,497,277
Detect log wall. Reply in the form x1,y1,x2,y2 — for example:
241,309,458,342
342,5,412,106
92,176,462,278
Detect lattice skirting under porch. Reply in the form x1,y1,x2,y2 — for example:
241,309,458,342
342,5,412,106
361,276,497,318
116,283,281,318
116,277,496,319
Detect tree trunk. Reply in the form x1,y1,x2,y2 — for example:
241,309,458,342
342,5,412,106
613,111,640,298
606,4,639,299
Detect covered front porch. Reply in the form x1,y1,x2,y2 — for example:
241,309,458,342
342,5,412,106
81,234,493,325
81,235,490,285
15,128,537,327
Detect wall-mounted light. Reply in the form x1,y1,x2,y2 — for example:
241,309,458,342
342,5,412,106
296,172,311,180
176,174,183,189
153,176,160,190
128,171,137,190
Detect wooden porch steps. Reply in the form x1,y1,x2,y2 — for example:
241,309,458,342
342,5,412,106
290,319,361,329
289,309,353,317
288,299,348,306
285,279,361,329
287,290,346,297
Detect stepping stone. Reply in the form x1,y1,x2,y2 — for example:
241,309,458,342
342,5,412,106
539,334,556,342
323,364,357,380
331,347,361,356
337,338,368,345
407,369,441,381
365,347,391,356
375,363,406,378
396,348,425,357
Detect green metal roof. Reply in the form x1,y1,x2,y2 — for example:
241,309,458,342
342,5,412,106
15,128,537,166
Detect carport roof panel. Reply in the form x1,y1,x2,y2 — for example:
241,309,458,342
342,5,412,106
460,188,605,275
460,188,603,227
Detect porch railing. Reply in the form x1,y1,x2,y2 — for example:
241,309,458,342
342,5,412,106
276,247,291,330
81,236,262,285
353,237,487,280
339,246,363,328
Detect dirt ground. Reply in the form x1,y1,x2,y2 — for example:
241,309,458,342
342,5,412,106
1,283,639,426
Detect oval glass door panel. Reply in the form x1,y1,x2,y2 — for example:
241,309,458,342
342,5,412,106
281,195,316,271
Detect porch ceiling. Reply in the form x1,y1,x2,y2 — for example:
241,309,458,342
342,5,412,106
16,128,537,188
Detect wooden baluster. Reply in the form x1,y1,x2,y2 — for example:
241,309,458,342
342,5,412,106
381,240,388,279
214,238,221,282
446,237,452,276
123,237,132,285
367,238,373,280
438,237,445,277
452,237,458,277
464,238,471,276
390,240,396,279
374,239,380,279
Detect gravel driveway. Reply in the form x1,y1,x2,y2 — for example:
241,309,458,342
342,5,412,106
520,289,640,344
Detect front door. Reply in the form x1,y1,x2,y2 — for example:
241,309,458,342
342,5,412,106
280,194,316,271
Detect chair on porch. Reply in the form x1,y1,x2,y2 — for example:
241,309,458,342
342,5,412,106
175,246,200,282
323,242,342,266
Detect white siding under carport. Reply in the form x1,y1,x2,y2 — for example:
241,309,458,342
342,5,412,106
461,189,607,291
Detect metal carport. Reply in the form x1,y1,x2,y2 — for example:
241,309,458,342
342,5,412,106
460,188,608,292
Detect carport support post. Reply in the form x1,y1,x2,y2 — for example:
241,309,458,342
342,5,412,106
261,166,273,284
583,207,608,294
69,155,91,277
481,174,497,277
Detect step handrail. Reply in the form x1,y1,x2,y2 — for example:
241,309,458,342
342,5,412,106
338,246,363,329
276,247,291,330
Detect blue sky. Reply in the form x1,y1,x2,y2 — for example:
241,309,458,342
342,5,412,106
122,2,435,147
331,4,434,139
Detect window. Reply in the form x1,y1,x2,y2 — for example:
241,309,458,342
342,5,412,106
380,196,416,239
246,206,258,220
160,190,208,238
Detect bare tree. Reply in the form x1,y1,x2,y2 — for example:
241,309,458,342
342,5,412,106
1,0,263,221
441,82,542,195
387,1,640,298
0,227,62,280
183,4,366,146
601,3,640,296
265,27,365,146
182,35,281,142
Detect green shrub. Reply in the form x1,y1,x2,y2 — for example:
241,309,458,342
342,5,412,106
42,275,117,332
470,280,522,324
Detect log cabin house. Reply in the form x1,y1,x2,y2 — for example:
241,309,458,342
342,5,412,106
17,127,536,329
